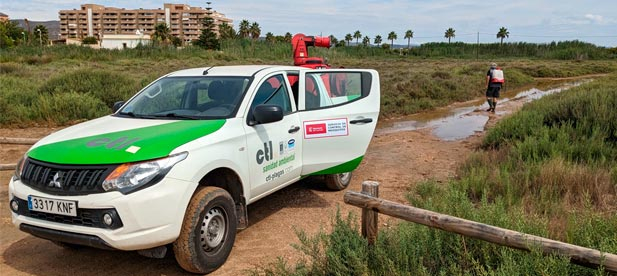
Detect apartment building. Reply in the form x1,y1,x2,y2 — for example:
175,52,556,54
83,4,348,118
59,3,232,44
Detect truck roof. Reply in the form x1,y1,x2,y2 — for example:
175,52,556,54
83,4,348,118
167,65,307,77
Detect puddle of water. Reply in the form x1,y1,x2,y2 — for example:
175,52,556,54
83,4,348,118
377,79,590,140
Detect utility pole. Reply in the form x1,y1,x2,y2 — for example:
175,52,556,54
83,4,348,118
37,29,42,47
476,31,479,60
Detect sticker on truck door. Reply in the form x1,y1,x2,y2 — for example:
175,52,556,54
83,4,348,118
303,118,348,139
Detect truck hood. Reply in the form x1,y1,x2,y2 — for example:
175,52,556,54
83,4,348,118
28,116,226,165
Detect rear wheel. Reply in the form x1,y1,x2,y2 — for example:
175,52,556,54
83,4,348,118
325,172,352,191
173,186,237,274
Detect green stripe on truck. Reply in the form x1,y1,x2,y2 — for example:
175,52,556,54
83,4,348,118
28,120,226,165
306,156,364,176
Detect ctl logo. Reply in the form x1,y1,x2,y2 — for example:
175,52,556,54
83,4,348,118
86,136,141,150
256,141,273,165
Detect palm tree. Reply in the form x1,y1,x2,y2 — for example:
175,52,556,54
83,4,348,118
265,32,275,43
249,22,261,39
238,19,250,38
444,28,455,43
353,30,362,45
496,27,509,45
404,29,414,49
152,23,170,45
374,35,382,46
33,24,49,46
218,22,236,39
362,35,370,46
344,33,352,46
329,35,338,46
387,31,397,48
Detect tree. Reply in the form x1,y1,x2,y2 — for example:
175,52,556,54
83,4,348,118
193,5,220,50
218,22,236,40
329,35,338,46
404,29,414,49
0,20,25,48
374,35,382,46
444,28,455,43
353,30,361,45
284,32,292,42
265,32,275,43
496,27,509,45
152,23,170,45
249,22,261,40
33,24,49,46
344,33,352,46
387,31,397,48
238,19,250,38
82,36,98,44
362,35,370,46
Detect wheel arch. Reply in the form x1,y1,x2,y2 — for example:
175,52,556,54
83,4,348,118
195,167,248,229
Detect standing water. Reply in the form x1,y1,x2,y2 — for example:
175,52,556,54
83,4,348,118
377,79,591,140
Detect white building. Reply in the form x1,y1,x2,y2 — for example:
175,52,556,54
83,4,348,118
101,34,151,49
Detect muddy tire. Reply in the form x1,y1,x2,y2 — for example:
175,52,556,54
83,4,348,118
173,186,237,274
325,172,352,191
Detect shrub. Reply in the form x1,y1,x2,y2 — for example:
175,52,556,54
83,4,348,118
38,70,138,108
82,36,98,45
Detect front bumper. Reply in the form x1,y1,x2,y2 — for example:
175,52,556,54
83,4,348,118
9,176,196,251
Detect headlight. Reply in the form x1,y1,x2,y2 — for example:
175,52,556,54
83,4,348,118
102,152,188,194
13,156,26,181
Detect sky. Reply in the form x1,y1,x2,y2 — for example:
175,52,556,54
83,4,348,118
2,0,616,47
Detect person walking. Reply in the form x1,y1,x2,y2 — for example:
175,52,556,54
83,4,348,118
486,62,505,113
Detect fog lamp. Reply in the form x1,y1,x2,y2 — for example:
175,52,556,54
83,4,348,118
103,213,113,226
10,199,19,212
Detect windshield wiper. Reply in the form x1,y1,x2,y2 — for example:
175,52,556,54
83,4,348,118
153,113,201,120
117,111,157,119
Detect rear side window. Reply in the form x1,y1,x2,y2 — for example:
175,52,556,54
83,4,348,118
303,72,371,110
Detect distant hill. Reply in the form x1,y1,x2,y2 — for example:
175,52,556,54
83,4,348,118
11,19,60,40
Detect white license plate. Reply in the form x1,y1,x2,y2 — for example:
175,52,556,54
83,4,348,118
28,195,77,217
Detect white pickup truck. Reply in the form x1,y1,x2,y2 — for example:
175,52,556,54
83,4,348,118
8,65,380,274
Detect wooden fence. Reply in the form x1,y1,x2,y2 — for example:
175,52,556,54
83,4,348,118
344,181,617,273
0,137,37,171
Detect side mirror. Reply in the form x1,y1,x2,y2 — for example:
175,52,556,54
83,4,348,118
250,104,283,126
112,101,125,113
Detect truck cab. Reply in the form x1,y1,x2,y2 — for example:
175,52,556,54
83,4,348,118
8,65,380,274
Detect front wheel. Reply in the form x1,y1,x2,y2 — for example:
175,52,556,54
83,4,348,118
173,186,237,274
325,172,353,191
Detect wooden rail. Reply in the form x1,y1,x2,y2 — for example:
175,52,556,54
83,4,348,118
344,181,617,273
0,137,38,145
0,137,36,171
0,164,16,171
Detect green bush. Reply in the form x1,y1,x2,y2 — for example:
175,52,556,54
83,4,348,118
38,70,138,108
32,92,109,125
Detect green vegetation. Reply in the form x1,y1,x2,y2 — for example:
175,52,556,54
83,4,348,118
0,42,616,127
254,74,617,276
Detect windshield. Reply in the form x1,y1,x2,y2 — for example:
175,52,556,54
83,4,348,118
118,76,250,119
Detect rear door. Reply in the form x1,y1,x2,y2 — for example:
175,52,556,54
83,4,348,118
298,69,380,176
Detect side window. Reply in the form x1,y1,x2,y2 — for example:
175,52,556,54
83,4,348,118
303,72,367,110
250,75,292,115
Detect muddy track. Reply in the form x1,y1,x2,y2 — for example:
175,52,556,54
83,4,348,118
0,97,526,275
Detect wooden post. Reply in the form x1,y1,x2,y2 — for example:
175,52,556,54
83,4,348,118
361,181,379,245
344,191,617,272
0,164,16,171
0,137,39,145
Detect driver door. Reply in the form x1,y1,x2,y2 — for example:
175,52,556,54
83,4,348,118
243,74,303,201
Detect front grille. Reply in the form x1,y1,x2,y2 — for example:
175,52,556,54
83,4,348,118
21,158,117,195
12,197,123,229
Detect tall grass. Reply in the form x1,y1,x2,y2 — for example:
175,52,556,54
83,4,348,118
1,43,616,126
254,74,617,275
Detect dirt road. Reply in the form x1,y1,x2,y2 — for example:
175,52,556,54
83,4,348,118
0,93,528,275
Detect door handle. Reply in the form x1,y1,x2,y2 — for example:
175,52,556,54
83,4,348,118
288,126,301,133
350,118,373,124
